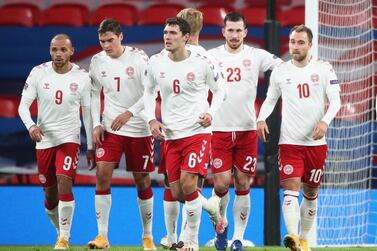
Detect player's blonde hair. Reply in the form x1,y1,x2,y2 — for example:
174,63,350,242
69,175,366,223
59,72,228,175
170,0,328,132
177,8,203,36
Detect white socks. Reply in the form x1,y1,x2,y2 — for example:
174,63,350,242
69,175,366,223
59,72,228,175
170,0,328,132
300,196,317,240
138,197,154,237
232,192,250,240
164,200,180,243
58,200,75,240
185,196,202,244
45,205,59,236
282,190,300,235
95,194,111,239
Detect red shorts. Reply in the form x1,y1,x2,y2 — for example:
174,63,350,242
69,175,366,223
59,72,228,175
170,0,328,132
278,144,327,187
95,132,155,173
158,140,167,174
211,131,258,176
165,134,211,183
36,143,80,187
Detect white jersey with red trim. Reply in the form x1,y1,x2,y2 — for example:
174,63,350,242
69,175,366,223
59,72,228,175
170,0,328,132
209,44,282,131
145,51,223,140
90,46,151,137
21,62,91,149
268,59,340,145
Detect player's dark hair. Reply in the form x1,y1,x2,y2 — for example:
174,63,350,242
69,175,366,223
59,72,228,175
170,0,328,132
98,19,122,36
223,12,247,28
165,17,191,36
290,24,313,43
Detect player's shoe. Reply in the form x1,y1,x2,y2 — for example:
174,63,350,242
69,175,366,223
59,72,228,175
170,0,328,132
214,225,228,251
54,236,69,250
143,236,157,250
87,235,110,249
160,236,178,250
206,195,225,234
299,239,311,251
283,234,301,251
230,239,244,251
176,239,199,251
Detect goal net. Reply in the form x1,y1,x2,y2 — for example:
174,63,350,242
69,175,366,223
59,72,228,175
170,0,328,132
306,0,377,246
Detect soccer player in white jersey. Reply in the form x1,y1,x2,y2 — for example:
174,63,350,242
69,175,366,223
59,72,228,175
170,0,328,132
207,12,283,251
257,25,341,251
18,34,95,250
159,8,225,250
144,17,225,251
87,19,156,250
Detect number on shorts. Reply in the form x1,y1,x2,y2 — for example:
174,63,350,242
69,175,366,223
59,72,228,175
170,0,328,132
188,153,197,168
243,156,257,172
309,169,323,183
63,156,72,171
142,155,149,170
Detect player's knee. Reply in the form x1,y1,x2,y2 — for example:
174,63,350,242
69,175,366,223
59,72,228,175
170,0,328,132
56,175,73,194
214,182,229,195
133,173,150,190
44,184,58,205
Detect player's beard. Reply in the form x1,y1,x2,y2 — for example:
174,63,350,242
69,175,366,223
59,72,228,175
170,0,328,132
291,51,308,62
227,39,242,50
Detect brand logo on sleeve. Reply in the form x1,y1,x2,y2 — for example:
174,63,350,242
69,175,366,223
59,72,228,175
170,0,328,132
330,79,339,85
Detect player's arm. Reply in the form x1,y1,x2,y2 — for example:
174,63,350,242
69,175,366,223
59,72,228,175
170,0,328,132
256,69,281,142
143,63,165,140
18,70,44,142
89,62,105,145
259,49,283,72
203,63,225,127
81,76,96,170
312,71,341,140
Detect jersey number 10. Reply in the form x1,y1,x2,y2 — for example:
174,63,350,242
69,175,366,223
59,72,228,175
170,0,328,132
297,83,310,98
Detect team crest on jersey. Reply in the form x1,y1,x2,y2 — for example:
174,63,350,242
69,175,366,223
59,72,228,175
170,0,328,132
159,72,165,78
43,83,50,89
23,83,29,90
126,67,134,78
311,74,319,84
187,72,195,82
283,164,294,175
243,59,251,68
213,158,223,169
39,174,46,184
96,148,105,158
101,71,107,78
70,83,78,93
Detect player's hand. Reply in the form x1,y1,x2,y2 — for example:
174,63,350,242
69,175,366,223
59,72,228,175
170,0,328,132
312,121,328,140
111,111,133,131
86,149,96,170
149,119,166,140
257,121,269,143
199,113,212,128
93,125,105,146
28,125,44,142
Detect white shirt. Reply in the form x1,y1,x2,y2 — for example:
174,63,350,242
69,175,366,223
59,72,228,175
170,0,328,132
258,59,341,146
144,51,225,140
209,44,282,131
90,46,151,137
20,62,91,149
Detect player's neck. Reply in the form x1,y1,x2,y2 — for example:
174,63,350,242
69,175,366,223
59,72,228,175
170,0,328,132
225,43,243,54
53,62,73,74
188,35,199,45
111,46,125,59
168,47,190,62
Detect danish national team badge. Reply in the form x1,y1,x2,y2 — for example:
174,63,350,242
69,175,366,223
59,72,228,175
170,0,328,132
96,148,105,158
70,83,78,93
283,164,294,175
311,74,319,84
213,158,223,169
243,59,251,68
187,72,195,82
39,174,46,184
126,67,134,78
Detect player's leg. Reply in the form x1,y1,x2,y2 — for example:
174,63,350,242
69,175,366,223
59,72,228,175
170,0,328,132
211,131,235,250
299,145,327,251
279,144,304,251
125,136,156,250
37,147,60,244
88,132,123,249
55,143,80,249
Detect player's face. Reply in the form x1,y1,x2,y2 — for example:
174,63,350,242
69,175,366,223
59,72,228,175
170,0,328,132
50,38,73,69
222,20,247,50
289,31,312,62
163,24,189,52
99,31,123,58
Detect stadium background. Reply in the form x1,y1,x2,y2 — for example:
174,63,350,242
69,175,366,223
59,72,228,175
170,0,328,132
0,0,376,247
